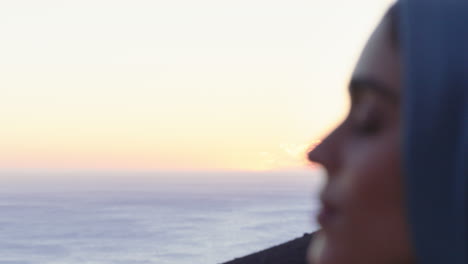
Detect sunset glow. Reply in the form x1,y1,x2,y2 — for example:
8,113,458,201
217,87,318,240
0,0,395,173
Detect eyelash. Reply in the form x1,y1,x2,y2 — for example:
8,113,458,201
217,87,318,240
352,109,383,136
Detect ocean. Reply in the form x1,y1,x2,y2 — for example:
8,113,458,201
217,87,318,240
0,170,323,264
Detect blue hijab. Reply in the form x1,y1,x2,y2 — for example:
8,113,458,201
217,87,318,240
400,0,468,263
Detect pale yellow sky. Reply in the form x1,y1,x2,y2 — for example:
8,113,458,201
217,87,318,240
0,0,394,172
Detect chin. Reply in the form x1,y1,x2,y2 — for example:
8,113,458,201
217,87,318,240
307,230,346,264
308,230,327,264
308,230,405,264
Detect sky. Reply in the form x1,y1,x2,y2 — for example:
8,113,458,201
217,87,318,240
0,0,395,173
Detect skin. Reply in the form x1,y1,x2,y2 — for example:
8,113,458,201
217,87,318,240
307,13,416,264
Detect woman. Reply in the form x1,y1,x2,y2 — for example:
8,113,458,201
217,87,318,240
307,1,467,264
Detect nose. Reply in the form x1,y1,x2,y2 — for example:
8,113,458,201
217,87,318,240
307,125,343,174
307,140,329,168
307,140,324,165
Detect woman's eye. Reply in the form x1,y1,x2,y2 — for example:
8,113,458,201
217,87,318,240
350,92,386,136
354,113,382,135
351,104,383,136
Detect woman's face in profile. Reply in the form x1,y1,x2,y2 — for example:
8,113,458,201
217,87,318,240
307,12,415,264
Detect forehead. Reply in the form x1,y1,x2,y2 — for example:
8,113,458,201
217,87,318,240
352,15,401,95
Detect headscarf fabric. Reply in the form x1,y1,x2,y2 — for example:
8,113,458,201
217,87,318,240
400,0,468,263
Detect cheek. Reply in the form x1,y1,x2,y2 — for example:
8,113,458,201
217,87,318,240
337,131,404,242
342,138,402,216
317,134,408,264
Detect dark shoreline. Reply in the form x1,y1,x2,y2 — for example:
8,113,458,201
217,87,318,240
222,232,314,264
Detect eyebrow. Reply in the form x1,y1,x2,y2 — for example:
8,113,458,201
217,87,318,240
349,78,400,104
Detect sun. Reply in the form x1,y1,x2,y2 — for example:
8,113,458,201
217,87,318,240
253,141,322,171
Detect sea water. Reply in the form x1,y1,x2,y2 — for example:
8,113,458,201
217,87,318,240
0,171,323,264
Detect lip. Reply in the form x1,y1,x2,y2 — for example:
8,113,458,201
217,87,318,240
317,200,338,227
